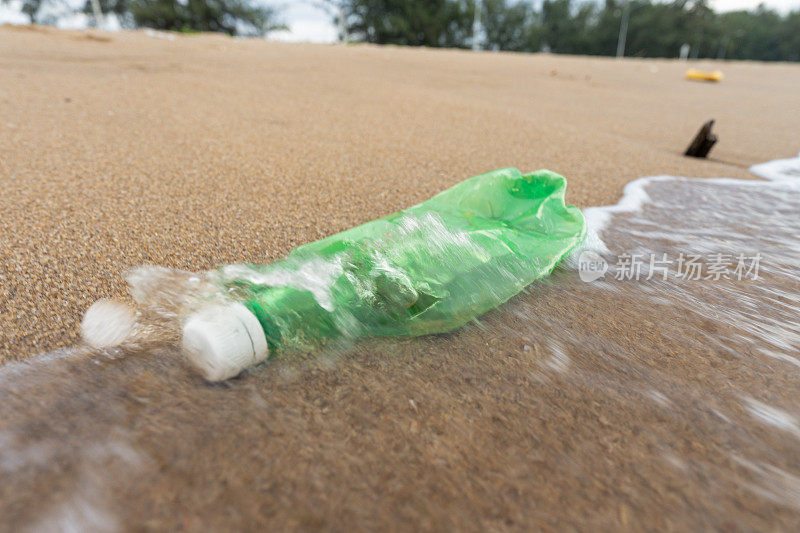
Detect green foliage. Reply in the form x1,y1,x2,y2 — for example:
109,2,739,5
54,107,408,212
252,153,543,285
625,1,701,57
778,11,800,62
81,0,132,27
541,0,597,54
718,6,790,61
128,0,282,36
4,0,798,61
344,0,474,47
2,0,281,36
336,0,800,61
10,0,44,22
481,0,540,52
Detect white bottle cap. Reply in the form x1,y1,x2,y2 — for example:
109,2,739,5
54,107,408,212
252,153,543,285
181,302,269,381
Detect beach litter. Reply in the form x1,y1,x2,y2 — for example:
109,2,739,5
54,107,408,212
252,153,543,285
685,68,723,82
81,168,586,381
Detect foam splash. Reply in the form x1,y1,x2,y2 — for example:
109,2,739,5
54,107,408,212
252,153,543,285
582,151,800,245
563,152,800,272
751,152,800,181
557,152,800,510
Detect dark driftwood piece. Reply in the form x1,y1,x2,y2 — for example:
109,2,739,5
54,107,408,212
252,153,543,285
684,119,718,158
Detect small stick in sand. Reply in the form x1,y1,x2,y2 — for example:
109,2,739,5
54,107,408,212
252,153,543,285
684,119,718,158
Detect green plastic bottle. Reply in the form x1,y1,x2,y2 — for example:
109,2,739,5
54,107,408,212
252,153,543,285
181,168,585,380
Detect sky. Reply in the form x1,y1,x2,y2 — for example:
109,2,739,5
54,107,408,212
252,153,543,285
2,0,799,42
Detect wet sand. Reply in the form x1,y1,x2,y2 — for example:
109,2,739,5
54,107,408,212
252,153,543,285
2,25,800,531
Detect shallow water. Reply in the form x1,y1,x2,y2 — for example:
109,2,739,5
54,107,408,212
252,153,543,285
2,154,800,530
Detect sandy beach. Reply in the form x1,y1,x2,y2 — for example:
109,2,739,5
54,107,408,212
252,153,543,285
2,24,799,360
2,25,800,530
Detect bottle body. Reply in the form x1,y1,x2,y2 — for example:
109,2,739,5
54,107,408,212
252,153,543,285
218,168,586,351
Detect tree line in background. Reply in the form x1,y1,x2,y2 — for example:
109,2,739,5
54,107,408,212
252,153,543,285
336,0,799,61
11,0,283,36
6,0,800,61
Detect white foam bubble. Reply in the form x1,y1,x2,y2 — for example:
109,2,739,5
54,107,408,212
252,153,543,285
572,151,800,257
750,152,800,181
582,175,666,234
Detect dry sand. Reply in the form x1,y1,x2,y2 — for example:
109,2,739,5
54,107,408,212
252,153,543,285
2,25,800,531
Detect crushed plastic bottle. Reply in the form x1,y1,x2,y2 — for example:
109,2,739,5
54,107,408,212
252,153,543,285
179,167,586,380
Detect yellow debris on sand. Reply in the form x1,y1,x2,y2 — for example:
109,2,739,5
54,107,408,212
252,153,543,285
685,68,724,82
